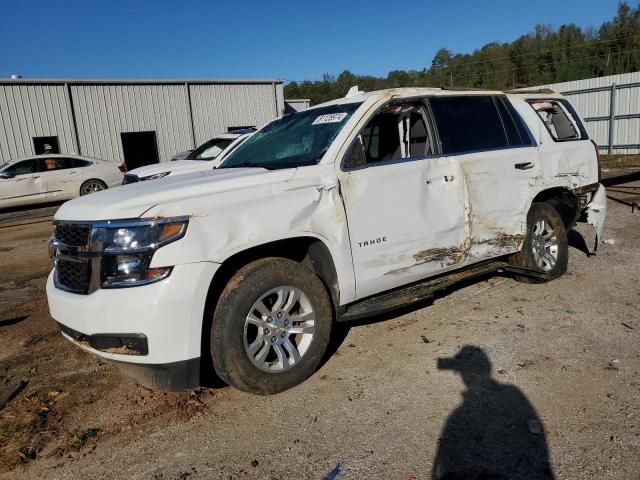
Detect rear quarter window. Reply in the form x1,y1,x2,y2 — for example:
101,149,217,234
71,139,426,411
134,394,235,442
73,159,92,167
528,99,588,142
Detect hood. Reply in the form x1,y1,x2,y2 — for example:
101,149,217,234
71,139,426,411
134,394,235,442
128,160,213,178
55,167,296,221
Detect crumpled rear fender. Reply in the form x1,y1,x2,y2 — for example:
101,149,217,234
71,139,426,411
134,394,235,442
585,183,607,250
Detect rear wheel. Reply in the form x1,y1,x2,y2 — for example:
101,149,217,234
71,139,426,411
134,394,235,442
210,258,333,394
80,179,107,196
510,202,568,283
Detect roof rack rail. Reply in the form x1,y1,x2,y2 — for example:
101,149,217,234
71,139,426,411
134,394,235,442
508,88,557,94
439,86,500,92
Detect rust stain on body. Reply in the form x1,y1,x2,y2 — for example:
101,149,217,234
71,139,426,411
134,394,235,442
474,233,524,249
385,246,466,276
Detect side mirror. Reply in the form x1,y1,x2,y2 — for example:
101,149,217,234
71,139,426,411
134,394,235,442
344,136,366,169
0,173,14,179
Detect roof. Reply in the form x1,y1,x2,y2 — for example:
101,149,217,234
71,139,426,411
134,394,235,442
312,86,508,109
0,78,283,86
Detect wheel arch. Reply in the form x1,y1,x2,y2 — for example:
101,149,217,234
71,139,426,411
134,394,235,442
199,236,340,386
530,187,579,228
80,178,108,195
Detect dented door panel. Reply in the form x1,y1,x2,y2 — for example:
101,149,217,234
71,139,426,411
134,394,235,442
339,156,468,300
459,146,539,260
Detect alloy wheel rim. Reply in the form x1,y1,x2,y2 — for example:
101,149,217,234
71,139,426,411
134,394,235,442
531,219,558,272
83,182,104,194
243,286,315,372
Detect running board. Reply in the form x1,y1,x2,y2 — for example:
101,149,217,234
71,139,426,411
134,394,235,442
338,260,548,322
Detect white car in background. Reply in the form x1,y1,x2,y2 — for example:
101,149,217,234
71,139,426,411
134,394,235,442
122,129,254,184
0,154,124,209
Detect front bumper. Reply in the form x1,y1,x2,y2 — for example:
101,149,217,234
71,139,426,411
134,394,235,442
47,261,219,389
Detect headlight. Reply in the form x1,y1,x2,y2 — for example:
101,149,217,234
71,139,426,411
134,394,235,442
140,171,170,181
96,217,187,288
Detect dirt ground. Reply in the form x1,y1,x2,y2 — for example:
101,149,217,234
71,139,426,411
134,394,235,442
0,169,639,480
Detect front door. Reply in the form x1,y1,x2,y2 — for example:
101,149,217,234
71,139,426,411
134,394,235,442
338,101,469,300
0,159,45,208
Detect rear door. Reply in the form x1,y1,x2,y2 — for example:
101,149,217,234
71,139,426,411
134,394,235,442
0,159,46,207
338,100,469,300
40,157,84,199
428,95,540,259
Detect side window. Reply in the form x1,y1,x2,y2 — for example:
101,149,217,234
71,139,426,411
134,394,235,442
529,100,582,141
409,110,432,157
5,159,39,176
72,159,92,168
353,103,435,167
360,112,401,163
429,96,508,154
495,97,534,147
42,158,74,171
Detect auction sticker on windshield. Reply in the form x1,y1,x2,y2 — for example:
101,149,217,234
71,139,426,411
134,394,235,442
312,112,348,125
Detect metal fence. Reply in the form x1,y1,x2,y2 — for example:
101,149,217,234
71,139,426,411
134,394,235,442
533,71,640,155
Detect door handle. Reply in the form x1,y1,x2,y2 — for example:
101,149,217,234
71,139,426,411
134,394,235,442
514,162,534,170
426,175,455,185
68,171,78,174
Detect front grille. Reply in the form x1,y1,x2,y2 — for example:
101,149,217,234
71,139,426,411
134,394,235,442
56,259,91,294
55,225,90,247
122,174,139,185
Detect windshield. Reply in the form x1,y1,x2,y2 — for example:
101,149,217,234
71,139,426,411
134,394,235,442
221,102,362,169
187,138,233,160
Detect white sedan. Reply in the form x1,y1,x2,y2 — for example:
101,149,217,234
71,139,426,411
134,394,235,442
0,154,124,209
122,130,253,184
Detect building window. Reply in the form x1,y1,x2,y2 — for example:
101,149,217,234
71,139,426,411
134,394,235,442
33,136,60,155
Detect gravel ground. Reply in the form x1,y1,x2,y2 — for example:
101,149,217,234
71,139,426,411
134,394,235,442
0,170,638,480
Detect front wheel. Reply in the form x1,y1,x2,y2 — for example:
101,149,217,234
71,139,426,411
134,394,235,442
510,202,568,283
210,258,333,394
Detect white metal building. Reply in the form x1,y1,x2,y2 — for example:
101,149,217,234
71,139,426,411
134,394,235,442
0,79,285,168
531,71,640,154
284,98,310,113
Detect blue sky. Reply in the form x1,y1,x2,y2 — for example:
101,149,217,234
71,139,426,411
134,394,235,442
0,0,625,82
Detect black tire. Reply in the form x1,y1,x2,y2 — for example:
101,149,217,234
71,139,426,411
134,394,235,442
80,179,107,196
210,258,333,394
510,202,568,283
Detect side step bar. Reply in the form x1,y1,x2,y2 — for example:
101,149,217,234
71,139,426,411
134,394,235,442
338,260,548,322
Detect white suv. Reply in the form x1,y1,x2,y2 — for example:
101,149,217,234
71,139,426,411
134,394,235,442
46,87,606,394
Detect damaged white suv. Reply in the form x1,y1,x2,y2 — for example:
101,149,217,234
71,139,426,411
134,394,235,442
47,87,606,394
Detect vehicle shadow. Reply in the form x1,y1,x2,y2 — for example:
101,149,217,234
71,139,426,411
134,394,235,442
0,201,64,216
567,228,590,257
431,345,555,480
601,169,640,187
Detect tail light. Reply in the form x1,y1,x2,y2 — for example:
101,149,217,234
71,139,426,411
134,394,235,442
118,163,127,173
590,140,601,183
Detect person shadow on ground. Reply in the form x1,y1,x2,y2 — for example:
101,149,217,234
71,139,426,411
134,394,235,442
432,345,555,480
